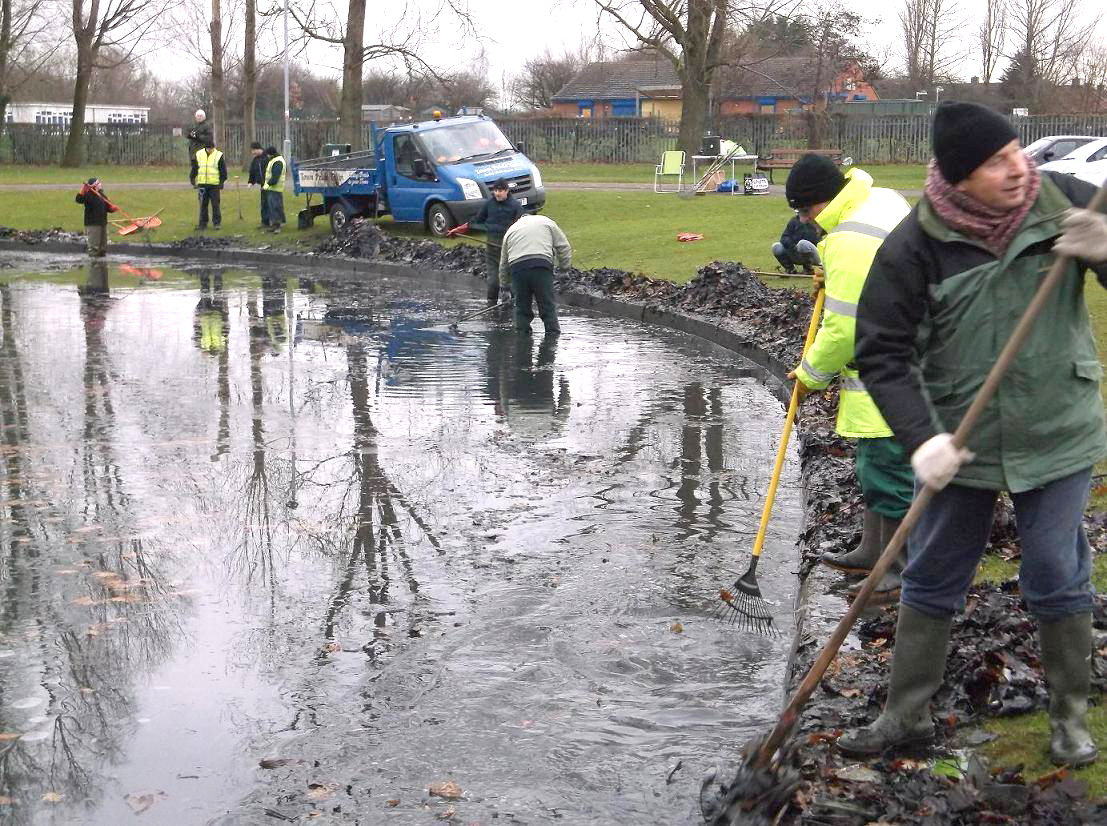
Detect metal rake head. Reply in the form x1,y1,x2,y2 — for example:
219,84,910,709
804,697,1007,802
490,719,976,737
712,588,779,637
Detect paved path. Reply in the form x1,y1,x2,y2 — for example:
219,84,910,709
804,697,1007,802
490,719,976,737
5,180,925,197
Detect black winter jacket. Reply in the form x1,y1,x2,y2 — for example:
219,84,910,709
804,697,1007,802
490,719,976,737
75,187,117,226
856,171,1107,457
187,120,213,157
779,215,821,250
248,154,266,185
471,194,524,244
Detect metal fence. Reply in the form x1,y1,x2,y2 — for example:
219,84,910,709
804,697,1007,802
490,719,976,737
4,113,1107,166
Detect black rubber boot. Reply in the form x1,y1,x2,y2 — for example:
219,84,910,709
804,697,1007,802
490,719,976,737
821,507,881,574
847,516,905,604
837,605,952,757
1040,612,1098,767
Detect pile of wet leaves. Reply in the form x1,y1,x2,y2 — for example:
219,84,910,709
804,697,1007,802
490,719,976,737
313,219,485,274
168,235,239,250
0,225,85,245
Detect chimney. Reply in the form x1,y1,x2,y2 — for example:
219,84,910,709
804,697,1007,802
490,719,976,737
971,76,979,84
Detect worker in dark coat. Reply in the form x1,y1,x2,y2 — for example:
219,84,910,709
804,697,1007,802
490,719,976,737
471,179,524,302
263,146,286,232
840,101,1107,768
247,142,270,227
190,138,228,231
187,109,213,159
771,211,822,273
75,178,118,257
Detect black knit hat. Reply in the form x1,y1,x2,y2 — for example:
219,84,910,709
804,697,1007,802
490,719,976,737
785,154,846,208
932,101,1018,184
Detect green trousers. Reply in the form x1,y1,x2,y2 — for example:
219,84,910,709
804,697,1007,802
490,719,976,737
855,436,914,519
510,264,559,334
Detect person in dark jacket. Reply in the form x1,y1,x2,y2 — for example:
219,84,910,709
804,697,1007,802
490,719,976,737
840,101,1107,768
187,109,213,160
189,139,228,231
471,179,525,302
771,211,822,273
75,178,118,257
247,142,270,228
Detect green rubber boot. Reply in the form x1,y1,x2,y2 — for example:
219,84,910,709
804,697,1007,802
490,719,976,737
1040,612,1098,767
847,516,905,604
821,507,881,574
837,605,952,757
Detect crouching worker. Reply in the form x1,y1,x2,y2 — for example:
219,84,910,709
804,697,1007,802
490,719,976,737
842,101,1107,766
784,154,914,603
498,214,572,335
472,178,523,303
75,178,118,257
772,209,822,273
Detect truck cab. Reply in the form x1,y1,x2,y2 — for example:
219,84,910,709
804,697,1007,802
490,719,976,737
294,114,545,237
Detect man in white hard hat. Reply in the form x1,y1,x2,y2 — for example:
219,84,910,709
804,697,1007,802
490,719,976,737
187,109,213,160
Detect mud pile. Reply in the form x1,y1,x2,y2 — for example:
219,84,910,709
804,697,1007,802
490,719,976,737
314,219,485,274
0,226,85,245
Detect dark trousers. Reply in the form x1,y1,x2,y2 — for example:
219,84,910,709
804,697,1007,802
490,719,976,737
902,467,1094,620
510,264,559,334
198,186,222,228
85,224,107,257
265,190,286,227
485,242,502,301
259,187,270,226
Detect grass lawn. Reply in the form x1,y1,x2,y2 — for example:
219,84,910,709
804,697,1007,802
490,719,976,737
0,183,798,279
1,164,192,184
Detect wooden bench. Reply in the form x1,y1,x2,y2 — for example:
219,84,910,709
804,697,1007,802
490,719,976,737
756,148,844,183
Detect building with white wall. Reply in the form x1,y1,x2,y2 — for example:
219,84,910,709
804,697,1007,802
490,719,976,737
4,103,150,125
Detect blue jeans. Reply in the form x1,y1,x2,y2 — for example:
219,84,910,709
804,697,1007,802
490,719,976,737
902,467,1094,620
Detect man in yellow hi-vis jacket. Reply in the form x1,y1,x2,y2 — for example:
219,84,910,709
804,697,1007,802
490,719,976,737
785,155,912,600
189,139,228,231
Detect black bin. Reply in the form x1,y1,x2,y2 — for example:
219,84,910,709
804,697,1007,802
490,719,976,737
700,135,721,156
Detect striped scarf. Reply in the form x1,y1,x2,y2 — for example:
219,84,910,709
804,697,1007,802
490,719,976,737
923,158,1041,256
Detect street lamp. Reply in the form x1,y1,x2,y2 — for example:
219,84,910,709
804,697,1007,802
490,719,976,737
935,85,945,103
915,91,928,100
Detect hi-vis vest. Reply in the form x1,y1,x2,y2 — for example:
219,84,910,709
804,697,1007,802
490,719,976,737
195,149,222,186
794,168,910,438
264,155,286,192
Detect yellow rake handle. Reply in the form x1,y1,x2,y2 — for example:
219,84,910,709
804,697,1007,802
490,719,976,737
749,285,825,559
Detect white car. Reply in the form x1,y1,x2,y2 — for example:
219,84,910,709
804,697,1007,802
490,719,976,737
1023,135,1099,164
1038,137,1107,187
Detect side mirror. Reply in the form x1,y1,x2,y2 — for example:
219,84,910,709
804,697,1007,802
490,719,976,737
412,158,427,178
1042,151,1054,161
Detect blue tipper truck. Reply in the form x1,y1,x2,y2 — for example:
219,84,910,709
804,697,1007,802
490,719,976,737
292,114,546,236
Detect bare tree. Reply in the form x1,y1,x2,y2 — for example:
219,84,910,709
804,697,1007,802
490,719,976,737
242,0,257,164
288,0,478,150
592,1,789,158
0,0,57,127
511,44,597,111
979,0,1005,82
210,0,226,148
62,0,161,166
897,0,965,86
1007,0,1099,98
173,0,242,151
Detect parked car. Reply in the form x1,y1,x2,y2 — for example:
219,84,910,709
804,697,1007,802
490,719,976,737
1037,137,1107,187
1023,135,1100,165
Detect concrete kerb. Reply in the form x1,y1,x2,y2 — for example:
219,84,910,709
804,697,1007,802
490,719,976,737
0,237,825,709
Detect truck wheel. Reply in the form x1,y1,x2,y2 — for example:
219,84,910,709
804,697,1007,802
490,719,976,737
426,203,454,237
329,202,354,234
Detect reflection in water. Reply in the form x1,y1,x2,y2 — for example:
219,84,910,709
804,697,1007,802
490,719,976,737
0,261,800,825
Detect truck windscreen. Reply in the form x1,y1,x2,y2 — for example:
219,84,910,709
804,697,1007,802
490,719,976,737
421,121,514,165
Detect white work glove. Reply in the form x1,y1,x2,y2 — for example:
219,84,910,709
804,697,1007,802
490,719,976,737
1054,208,1107,263
911,433,975,491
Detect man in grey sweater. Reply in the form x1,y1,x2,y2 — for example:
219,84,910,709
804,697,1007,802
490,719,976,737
498,214,572,335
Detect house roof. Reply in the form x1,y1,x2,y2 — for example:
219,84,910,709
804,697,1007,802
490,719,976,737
717,56,852,100
553,58,680,101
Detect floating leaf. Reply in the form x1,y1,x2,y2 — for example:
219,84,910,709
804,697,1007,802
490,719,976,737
428,781,462,800
0,733,19,741
259,758,290,769
42,792,63,803
305,783,336,801
124,790,166,814
386,799,400,807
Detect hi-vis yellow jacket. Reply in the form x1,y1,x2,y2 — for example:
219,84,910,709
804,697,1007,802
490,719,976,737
794,168,910,438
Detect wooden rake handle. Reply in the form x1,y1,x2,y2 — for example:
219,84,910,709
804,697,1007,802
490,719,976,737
750,285,825,560
756,180,1107,768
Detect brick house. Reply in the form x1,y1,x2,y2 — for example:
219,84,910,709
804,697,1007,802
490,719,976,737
716,57,878,114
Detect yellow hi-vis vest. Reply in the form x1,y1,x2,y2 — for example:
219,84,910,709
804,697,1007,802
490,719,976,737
264,155,286,192
195,149,222,186
793,168,910,438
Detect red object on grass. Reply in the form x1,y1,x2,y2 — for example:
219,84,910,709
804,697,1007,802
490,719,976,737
677,232,705,242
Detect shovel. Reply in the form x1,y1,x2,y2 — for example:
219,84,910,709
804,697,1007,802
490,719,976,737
706,180,1107,824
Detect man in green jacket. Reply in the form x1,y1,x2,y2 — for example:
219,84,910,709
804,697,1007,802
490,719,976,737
843,101,1107,766
785,156,913,601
